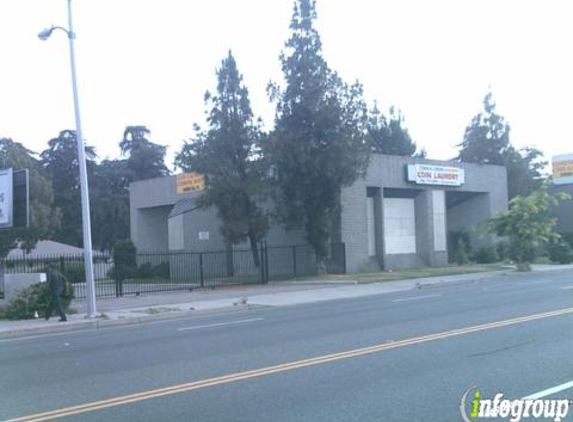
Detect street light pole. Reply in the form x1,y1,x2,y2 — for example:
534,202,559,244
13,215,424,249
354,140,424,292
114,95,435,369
40,0,97,318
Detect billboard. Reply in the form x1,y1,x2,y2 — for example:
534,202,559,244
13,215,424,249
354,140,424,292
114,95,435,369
407,164,465,187
553,154,573,186
176,172,205,194
0,168,13,228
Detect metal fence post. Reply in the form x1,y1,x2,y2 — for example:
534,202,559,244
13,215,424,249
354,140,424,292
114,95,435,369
264,241,269,283
292,245,297,278
114,261,123,298
199,253,205,288
342,243,347,274
259,242,265,284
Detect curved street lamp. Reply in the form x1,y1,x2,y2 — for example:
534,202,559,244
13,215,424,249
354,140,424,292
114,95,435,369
39,0,97,318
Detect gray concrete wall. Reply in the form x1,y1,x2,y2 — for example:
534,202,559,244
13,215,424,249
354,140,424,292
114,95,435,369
341,154,508,272
130,175,187,251
0,273,45,304
134,206,172,252
168,214,184,251
447,193,492,249
554,184,573,236
179,204,307,252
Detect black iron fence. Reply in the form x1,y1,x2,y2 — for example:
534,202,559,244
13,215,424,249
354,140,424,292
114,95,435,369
0,243,346,300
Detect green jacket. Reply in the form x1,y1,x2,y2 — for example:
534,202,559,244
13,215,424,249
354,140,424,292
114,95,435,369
47,270,68,294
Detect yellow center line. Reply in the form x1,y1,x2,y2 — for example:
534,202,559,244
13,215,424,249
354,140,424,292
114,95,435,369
5,306,573,422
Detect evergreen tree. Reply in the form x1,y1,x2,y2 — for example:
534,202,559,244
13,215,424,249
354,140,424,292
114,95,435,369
40,130,96,246
505,146,546,200
90,159,132,252
120,126,169,181
368,105,417,156
458,92,546,199
175,52,268,266
457,92,510,165
268,0,369,263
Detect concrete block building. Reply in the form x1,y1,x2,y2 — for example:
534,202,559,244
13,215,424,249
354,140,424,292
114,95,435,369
552,154,573,237
130,154,508,273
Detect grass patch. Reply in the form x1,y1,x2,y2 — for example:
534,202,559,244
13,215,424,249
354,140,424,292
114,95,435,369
297,264,507,284
355,264,507,283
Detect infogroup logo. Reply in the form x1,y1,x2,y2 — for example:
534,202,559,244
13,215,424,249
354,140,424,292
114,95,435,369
460,387,570,422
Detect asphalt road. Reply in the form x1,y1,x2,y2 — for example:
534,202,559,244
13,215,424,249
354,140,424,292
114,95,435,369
2,269,573,422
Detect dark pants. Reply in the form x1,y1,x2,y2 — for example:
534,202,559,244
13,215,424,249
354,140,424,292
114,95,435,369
46,288,66,320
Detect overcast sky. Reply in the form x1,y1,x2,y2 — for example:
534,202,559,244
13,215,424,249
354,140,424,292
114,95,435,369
1,0,571,168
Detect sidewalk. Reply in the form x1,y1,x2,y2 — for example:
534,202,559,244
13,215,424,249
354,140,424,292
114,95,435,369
2,264,571,339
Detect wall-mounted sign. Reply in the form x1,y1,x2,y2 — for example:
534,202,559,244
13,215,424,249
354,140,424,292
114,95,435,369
553,154,573,186
407,164,465,187
176,172,205,194
0,168,14,228
198,231,210,241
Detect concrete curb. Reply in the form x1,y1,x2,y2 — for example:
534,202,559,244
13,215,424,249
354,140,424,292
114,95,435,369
272,280,359,286
414,270,515,289
2,265,570,339
0,304,264,339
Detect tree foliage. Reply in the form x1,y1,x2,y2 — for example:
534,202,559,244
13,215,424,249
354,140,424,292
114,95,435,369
268,0,370,261
0,138,61,258
90,159,132,251
368,105,417,156
486,187,570,271
458,92,546,199
40,130,96,247
120,126,170,181
458,92,510,165
504,146,546,200
175,52,268,265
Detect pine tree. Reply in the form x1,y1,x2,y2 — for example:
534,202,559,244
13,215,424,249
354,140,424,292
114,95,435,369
175,51,268,266
458,92,546,199
40,130,96,246
120,126,169,181
368,105,417,156
268,0,369,263
457,92,510,165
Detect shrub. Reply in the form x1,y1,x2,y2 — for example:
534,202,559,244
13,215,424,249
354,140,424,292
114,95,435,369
113,239,137,282
471,245,499,264
0,282,74,320
152,262,170,278
496,241,510,262
448,230,472,264
113,240,137,268
456,238,469,265
137,262,155,279
548,240,573,264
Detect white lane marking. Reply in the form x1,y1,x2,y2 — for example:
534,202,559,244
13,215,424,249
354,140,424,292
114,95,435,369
392,294,442,303
559,286,573,290
523,380,573,400
177,318,263,331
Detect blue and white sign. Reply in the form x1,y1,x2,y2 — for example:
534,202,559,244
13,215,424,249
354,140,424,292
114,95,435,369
0,168,14,228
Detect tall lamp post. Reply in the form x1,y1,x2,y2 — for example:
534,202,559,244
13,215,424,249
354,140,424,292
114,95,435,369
39,0,97,318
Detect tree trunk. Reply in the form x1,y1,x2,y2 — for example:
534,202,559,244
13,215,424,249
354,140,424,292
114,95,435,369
249,231,260,268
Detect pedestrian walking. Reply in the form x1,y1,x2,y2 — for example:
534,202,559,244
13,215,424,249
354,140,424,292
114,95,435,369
45,263,68,322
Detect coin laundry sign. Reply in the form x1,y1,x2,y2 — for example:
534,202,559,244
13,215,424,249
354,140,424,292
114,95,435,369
407,164,465,186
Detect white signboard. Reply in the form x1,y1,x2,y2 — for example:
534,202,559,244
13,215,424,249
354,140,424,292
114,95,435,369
0,168,13,228
407,164,465,187
198,231,210,241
